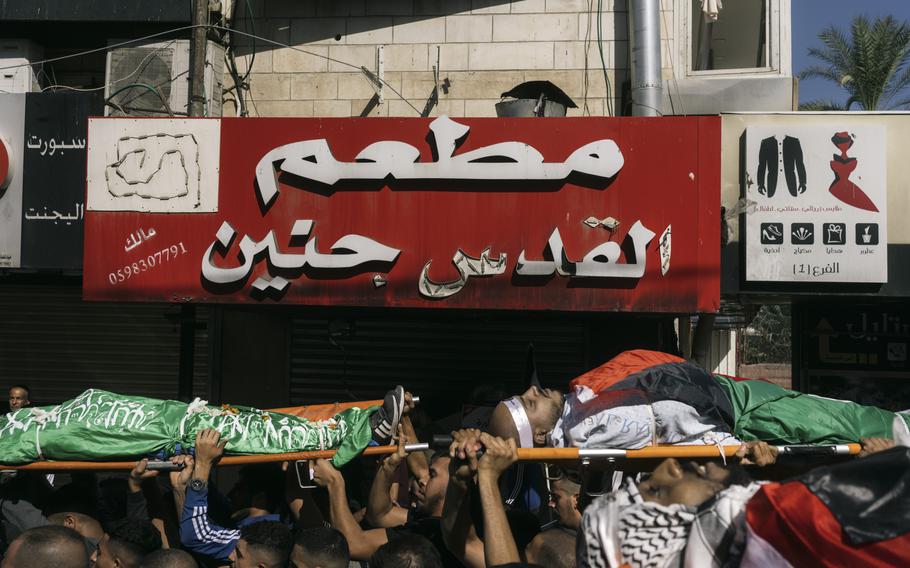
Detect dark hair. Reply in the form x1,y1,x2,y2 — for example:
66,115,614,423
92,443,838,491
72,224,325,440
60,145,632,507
108,519,162,563
722,464,754,489
530,529,576,568
6,525,89,568
507,509,542,553
237,463,286,512
143,548,199,568
240,520,293,566
294,527,349,568
370,534,443,568
9,384,30,397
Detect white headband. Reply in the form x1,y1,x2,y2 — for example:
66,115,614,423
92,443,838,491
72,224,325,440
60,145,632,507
503,396,534,448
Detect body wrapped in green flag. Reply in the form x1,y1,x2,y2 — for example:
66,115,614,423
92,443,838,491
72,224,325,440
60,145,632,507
0,390,376,466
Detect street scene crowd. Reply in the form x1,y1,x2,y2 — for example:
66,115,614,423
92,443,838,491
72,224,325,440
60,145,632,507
1,357,908,568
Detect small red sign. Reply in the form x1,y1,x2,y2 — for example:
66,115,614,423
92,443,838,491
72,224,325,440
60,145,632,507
83,116,720,312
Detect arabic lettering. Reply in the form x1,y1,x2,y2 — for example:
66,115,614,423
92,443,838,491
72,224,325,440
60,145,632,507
23,203,84,225
515,220,655,279
201,220,401,294
124,227,158,252
254,115,625,209
26,136,86,156
418,247,508,299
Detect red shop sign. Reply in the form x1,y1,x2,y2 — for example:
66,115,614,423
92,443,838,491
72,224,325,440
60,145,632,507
83,116,720,312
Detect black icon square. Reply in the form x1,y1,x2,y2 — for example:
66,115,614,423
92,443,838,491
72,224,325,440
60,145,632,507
856,223,879,245
791,223,814,245
822,223,846,245
760,223,783,244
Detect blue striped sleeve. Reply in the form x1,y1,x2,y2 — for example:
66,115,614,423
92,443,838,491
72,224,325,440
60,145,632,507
179,484,240,561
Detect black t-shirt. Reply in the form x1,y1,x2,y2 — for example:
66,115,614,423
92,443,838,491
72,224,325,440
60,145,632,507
386,514,465,568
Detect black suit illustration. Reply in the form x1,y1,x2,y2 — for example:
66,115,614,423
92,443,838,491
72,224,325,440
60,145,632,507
757,135,807,197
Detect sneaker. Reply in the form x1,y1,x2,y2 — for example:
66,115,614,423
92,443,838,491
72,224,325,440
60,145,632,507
371,385,405,444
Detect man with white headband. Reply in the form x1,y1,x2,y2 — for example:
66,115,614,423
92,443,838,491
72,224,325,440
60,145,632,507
487,349,910,452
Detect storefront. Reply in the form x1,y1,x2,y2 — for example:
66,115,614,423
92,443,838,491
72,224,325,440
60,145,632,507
722,112,910,408
78,114,721,412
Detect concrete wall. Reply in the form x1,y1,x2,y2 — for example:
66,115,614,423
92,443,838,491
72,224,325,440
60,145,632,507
227,1,791,119
227,0,676,118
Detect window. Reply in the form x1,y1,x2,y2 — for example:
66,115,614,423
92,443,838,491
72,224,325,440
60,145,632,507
677,0,789,77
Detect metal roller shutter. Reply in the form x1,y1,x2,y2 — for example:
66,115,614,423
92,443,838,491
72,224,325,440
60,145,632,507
0,283,209,405
289,312,594,413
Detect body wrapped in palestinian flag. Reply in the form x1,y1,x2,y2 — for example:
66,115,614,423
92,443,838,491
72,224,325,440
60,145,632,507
551,350,910,449
0,389,376,466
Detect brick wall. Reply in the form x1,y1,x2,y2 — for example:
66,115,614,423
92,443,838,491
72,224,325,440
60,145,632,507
228,0,675,118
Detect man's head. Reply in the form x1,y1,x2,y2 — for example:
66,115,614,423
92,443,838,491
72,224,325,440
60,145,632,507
525,529,576,568
290,527,349,568
370,534,443,568
229,520,292,568
8,385,29,411
414,454,450,516
142,548,198,568
2,525,89,568
637,458,752,507
47,511,104,543
489,386,563,447
91,520,162,568
549,474,582,530
229,463,285,513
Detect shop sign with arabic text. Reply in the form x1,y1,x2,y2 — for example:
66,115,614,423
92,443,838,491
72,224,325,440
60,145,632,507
83,116,720,312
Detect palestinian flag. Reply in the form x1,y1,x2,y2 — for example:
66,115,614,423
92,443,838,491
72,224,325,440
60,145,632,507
743,447,910,567
566,350,910,447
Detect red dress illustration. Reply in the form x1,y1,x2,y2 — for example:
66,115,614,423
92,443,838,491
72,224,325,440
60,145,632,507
828,132,879,212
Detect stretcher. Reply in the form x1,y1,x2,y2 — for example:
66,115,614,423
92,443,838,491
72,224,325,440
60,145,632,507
0,424,862,472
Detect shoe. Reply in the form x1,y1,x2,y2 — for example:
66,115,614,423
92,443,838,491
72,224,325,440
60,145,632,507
371,385,404,444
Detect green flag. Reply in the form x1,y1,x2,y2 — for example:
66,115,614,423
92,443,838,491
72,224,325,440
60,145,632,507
0,389,376,467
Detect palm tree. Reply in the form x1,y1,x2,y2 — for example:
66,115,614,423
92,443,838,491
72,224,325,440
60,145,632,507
799,15,910,110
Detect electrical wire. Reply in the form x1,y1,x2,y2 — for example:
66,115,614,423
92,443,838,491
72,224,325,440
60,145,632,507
106,82,174,116
582,0,594,116
0,21,428,117
596,0,614,116
41,41,177,93
210,24,423,115
0,25,204,72
240,0,256,84
660,0,685,116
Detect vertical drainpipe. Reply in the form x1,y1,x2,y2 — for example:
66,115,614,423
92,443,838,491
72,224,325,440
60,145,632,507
628,0,663,117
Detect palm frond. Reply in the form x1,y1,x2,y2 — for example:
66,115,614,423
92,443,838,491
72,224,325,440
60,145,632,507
798,99,847,111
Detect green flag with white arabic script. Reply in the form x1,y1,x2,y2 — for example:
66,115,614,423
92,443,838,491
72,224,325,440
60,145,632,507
0,389,375,467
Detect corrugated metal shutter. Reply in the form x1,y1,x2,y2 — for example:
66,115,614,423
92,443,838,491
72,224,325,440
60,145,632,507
0,284,209,404
290,313,592,409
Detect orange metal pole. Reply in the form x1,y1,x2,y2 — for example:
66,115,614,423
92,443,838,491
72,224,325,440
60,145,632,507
0,443,862,471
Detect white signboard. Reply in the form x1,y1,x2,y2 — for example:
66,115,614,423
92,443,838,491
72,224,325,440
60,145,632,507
87,118,220,213
744,125,887,283
0,95,25,268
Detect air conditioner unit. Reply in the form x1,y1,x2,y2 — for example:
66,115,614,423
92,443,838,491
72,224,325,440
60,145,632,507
104,39,224,117
0,40,43,93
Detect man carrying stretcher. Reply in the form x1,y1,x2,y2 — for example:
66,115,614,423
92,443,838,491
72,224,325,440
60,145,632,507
488,349,910,452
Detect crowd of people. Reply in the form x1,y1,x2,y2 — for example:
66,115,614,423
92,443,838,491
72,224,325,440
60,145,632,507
2,363,909,568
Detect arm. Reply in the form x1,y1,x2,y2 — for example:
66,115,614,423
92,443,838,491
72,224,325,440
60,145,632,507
441,429,486,568
366,425,409,528
0,497,49,533
169,454,194,520
477,434,521,567
312,458,389,560
401,393,429,482
126,459,158,522
178,429,239,562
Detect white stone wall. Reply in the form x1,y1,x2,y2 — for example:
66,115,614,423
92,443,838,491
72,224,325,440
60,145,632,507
228,0,677,118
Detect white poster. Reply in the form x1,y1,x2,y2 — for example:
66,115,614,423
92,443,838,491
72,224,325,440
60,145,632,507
0,95,25,268
744,125,887,283
87,118,220,213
